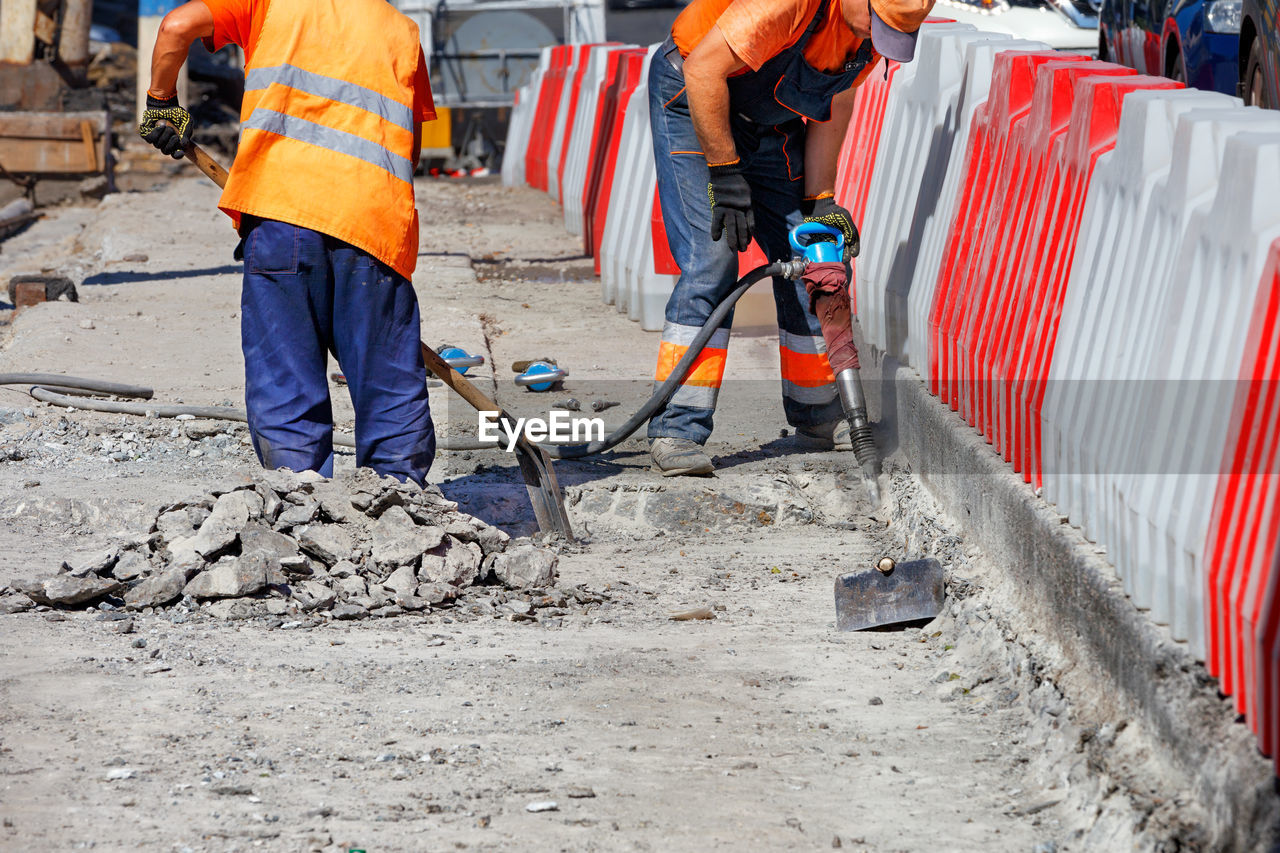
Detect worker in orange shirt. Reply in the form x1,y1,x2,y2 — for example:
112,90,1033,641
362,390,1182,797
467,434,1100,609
137,0,437,485
646,0,933,476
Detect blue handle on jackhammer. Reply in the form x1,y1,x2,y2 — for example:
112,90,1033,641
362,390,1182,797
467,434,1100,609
789,222,845,264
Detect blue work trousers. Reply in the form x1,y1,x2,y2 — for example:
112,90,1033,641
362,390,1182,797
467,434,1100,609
240,217,435,485
646,52,843,444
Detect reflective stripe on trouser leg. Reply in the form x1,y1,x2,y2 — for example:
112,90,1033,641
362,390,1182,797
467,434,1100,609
656,321,730,411
769,240,843,427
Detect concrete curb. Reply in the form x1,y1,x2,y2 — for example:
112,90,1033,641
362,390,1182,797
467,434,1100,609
869,355,1279,851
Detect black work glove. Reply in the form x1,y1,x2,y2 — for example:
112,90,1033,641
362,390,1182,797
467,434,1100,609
707,161,754,253
138,94,193,159
801,194,860,260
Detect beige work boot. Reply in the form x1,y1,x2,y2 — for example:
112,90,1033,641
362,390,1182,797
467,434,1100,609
649,437,714,477
794,418,854,451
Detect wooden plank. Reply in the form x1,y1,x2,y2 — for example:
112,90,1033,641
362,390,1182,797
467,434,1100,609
79,120,96,172
0,111,108,174
33,10,56,46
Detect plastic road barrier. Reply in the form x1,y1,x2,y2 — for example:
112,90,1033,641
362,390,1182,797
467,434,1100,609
1205,237,1280,754
501,46,554,189
583,48,645,256
929,51,1077,409
562,44,633,234
855,21,976,359
835,56,900,315
599,46,657,309
1041,89,1239,540
1107,110,1280,649
547,44,591,200
526,45,574,193
587,49,647,271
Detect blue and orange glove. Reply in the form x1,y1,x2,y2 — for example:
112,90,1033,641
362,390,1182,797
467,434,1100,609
708,160,754,253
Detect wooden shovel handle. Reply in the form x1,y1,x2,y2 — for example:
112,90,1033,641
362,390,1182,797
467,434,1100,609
185,142,229,190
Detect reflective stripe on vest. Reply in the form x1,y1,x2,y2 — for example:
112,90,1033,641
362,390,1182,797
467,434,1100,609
242,108,414,184
246,64,416,132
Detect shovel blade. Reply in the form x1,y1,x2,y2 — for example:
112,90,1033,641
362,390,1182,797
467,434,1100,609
834,558,945,631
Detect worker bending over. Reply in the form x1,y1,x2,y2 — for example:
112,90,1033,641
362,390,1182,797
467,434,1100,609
139,0,437,485
647,0,933,476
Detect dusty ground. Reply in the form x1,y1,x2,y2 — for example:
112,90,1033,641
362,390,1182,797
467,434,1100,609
0,164,1198,851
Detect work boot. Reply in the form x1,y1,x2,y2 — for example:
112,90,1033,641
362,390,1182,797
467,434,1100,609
794,418,853,451
650,437,714,477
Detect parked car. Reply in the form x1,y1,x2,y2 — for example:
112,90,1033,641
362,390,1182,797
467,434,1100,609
931,0,1099,53
1240,0,1278,106
1099,0,1242,95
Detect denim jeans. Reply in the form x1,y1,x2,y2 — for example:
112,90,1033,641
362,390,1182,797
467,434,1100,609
240,216,436,485
647,52,843,444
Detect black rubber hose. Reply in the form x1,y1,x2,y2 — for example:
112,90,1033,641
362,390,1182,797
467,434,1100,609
541,261,781,459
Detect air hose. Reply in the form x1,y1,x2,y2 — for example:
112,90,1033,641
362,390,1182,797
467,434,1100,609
541,261,786,458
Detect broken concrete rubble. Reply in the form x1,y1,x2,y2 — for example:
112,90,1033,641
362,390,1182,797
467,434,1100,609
4,467,560,621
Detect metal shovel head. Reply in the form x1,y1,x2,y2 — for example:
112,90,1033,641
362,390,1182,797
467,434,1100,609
834,558,945,631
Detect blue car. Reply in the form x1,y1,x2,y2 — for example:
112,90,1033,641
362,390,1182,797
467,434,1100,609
1099,0,1242,95
1240,0,1278,107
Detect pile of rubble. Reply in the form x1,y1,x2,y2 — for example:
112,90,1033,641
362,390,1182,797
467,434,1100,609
1,468,561,621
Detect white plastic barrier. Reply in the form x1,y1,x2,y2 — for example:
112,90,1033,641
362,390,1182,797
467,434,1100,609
1041,90,1237,535
562,45,634,237
853,22,973,359
600,46,657,310
501,47,553,190
905,37,1050,375
1126,128,1280,655
1101,108,1280,638
547,46,589,202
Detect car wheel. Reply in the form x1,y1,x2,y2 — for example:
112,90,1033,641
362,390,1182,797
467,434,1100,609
1169,49,1187,84
1245,38,1270,109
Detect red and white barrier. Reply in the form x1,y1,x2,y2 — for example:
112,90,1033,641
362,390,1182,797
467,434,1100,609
904,36,1052,375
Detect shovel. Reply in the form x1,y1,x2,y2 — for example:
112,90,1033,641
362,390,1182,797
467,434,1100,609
181,141,575,541
834,557,945,631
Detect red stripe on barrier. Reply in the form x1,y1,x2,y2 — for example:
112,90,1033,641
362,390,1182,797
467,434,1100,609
584,49,645,259
835,57,898,313
1205,238,1280,752
1011,74,1181,486
651,186,768,277
589,51,647,274
956,57,1099,439
556,44,618,202
929,51,1072,409
526,46,573,192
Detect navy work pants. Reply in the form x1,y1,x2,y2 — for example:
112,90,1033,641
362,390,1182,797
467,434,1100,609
240,216,435,485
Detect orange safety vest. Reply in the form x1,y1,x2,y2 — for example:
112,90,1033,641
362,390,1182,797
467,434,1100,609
219,0,430,279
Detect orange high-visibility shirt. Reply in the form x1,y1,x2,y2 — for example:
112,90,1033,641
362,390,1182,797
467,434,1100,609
672,0,876,75
203,0,434,278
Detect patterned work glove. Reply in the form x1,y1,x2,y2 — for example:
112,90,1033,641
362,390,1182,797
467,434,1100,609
801,193,860,260
707,161,754,253
138,94,193,160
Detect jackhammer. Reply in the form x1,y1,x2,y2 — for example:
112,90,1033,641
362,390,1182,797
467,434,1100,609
790,222,881,503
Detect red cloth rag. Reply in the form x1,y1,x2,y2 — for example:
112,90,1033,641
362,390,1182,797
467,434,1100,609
802,261,859,373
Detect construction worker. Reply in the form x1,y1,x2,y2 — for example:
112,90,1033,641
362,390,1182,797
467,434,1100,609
138,0,436,485
647,0,933,476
